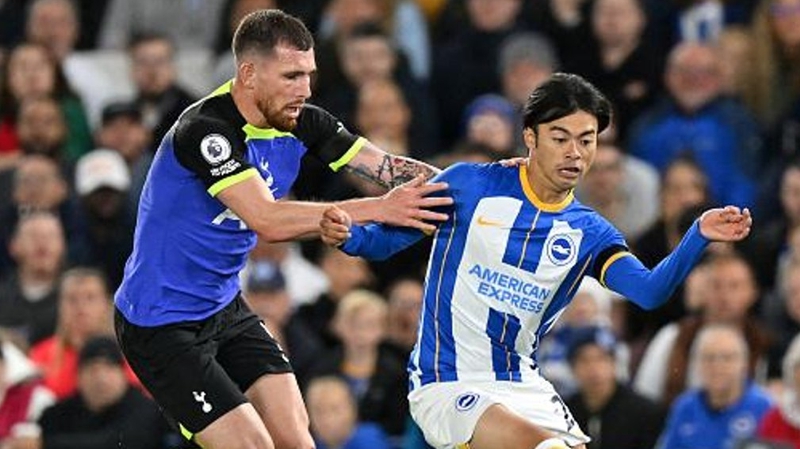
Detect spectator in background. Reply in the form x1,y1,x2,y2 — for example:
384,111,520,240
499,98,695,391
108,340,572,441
0,156,70,275
384,277,424,360
212,0,278,86
628,41,762,207
717,26,758,107
750,0,800,128
13,97,68,164
28,268,139,400
635,253,770,405
0,340,55,447
461,94,520,158
570,0,663,142
746,160,800,295
307,290,408,438
498,32,558,112
0,43,90,162
0,212,65,347
431,0,524,147
295,246,375,349
38,336,176,449
355,79,412,160
565,326,665,449
239,239,329,308
306,376,392,449
99,0,227,51
318,0,430,81
576,143,660,240
759,332,800,448
69,150,133,289
497,32,558,147
657,324,772,449
128,33,196,146
94,102,153,216
628,156,710,341
243,260,323,387
523,0,593,71
24,0,78,63
764,259,800,384
318,22,437,157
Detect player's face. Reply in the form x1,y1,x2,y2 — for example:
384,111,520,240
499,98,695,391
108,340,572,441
252,45,315,131
524,110,598,198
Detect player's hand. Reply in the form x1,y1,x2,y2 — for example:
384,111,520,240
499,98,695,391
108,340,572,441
320,206,352,247
698,206,752,242
498,157,528,167
380,174,454,233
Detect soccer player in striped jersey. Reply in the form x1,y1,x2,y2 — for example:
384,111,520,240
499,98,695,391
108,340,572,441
320,73,753,449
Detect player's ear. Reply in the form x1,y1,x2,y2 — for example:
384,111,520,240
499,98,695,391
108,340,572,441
523,127,537,152
237,60,257,89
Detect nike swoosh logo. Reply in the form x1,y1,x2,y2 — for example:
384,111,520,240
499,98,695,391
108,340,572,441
476,216,503,227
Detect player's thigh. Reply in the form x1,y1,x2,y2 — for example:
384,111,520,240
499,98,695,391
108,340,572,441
470,403,562,449
215,315,312,448
245,373,314,449
195,403,275,449
115,310,249,437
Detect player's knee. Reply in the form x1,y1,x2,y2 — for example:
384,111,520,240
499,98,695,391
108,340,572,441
532,437,570,449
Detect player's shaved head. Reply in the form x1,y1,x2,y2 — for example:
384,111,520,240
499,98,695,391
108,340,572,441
232,9,314,62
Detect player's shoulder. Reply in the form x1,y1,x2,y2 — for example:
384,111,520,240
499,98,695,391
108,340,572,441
174,94,246,145
437,161,508,180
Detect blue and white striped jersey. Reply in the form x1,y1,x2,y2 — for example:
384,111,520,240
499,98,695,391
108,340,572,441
342,162,632,390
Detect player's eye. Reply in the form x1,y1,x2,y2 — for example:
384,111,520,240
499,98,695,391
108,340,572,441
553,137,567,144
581,139,593,146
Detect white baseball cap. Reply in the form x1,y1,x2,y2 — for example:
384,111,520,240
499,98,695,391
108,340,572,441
75,149,131,196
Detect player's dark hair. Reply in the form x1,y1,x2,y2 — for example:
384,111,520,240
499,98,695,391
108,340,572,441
232,9,314,60
522,73,612,133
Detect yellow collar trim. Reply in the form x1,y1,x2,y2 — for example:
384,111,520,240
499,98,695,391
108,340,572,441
519,165,574,212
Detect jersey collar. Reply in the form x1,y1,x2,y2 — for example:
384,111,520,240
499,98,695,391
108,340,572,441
519,165,574,212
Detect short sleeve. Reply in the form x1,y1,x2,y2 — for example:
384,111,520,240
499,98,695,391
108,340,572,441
173,115,257,196
293,104,364,171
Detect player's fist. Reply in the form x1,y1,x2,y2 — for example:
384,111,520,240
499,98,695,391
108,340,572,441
320,206,352,247
698,206,752,242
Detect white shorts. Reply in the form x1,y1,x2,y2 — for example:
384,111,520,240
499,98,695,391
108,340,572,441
408,376,590,449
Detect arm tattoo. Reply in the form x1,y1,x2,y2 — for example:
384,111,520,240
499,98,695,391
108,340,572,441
344,154,438,189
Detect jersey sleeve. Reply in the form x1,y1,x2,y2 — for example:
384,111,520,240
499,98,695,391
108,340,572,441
600,220,709,310
340,163,469,259
172,115,258,197
590,221,632,283
293,104,364,172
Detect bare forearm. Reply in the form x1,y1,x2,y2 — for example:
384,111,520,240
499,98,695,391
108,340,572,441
344,143,440,189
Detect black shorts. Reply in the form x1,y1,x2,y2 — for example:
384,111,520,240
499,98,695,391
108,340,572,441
114,294,292,437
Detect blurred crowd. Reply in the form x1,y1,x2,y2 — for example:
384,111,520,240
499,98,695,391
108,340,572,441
1,0,800,448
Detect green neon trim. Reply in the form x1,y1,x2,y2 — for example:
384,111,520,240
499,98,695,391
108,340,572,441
328,137,367,172
179,423,194,441
208,80,233,97
207,168,259,196
242,124,295,141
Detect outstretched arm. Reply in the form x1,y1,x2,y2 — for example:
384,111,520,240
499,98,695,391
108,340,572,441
342,141,440,188
320,206,427,261
602,206,752,310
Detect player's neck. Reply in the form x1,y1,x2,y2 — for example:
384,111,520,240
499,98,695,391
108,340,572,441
706,385,743,410
230,80,271,128
527,170,571,205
